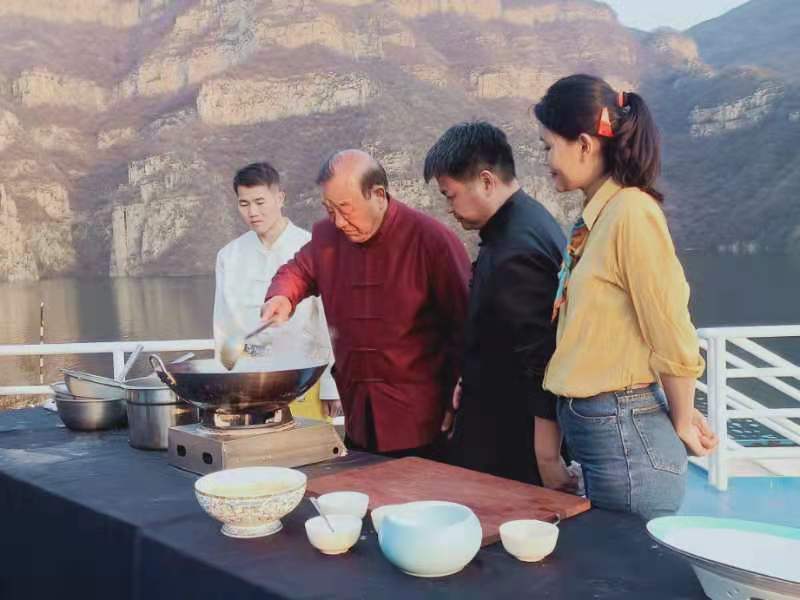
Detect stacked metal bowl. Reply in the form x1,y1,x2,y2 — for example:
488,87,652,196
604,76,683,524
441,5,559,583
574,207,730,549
52,369,128,431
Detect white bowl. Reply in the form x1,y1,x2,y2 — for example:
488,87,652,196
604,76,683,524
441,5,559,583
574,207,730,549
318,491,369,519
194,466,307,538
305,515,363,555
378,501,482,577
499,519,559,562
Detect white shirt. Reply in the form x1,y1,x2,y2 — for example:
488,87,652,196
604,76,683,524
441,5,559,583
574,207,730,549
213,223,339,400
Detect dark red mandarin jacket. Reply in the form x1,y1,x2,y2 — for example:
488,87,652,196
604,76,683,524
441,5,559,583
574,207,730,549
266,197,471,452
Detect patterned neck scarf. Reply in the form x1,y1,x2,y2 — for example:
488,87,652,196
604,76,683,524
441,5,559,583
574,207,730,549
551,216,590,322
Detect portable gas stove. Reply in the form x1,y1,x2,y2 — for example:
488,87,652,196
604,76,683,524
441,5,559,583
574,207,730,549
149,355,347,475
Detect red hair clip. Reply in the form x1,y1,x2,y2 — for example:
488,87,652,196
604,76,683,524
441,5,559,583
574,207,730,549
597,107,614,138
617,91,626,108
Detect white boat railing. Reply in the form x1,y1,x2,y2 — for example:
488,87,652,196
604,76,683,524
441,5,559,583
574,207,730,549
0,340,215,396
697,325,800,491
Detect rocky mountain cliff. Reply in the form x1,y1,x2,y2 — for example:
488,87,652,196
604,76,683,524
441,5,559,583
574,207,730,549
0,0,798,281
688,0,800,81
661,0,800,254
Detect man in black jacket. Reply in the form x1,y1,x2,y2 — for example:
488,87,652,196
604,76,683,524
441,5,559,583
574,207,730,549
424,121,576,489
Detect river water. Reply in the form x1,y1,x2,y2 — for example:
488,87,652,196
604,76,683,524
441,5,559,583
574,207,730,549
1,254,798,391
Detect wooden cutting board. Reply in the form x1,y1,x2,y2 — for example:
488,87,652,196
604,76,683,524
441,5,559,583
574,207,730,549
306,457,590,546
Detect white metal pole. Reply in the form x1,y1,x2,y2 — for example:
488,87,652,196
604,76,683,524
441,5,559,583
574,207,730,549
112,350,125,380
39,302,45,386
713,336,729,491
706,336,719,488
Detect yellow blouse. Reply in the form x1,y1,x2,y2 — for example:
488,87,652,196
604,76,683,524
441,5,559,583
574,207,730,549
543,178,704,398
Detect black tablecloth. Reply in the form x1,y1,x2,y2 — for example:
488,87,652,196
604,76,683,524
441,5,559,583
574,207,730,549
0,409,705,599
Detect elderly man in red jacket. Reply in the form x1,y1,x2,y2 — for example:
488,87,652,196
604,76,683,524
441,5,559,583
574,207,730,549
261,150,470,457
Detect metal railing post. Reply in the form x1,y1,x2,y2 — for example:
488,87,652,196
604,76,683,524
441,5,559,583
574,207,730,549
112,350,125,381
707,335,729,491
705,335,718,488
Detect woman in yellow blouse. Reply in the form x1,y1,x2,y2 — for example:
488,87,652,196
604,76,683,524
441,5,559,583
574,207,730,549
534,74,718,519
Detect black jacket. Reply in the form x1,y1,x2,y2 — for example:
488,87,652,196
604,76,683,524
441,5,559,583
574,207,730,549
448,189,566,484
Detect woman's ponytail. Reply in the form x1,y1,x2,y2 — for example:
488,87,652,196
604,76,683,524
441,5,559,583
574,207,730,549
607,91,663,202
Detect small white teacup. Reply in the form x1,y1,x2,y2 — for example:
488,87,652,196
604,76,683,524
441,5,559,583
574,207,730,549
317,491,370,519
499,519,560,562
305,514,362,555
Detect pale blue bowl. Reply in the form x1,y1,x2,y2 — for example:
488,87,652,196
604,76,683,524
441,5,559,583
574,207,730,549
378,501,482,578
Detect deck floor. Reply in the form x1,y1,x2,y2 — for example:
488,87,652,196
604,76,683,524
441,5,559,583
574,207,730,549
681,465,800,527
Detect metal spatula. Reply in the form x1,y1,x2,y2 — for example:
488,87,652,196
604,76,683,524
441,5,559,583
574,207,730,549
308,497,335,533
219,320,274,371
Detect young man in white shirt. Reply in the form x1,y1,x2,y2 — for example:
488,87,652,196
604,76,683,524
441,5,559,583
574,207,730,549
213,162,341,416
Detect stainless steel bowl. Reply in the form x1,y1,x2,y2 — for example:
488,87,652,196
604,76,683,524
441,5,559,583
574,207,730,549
55,397,127,431
50,381,105,400
149,355,327,414
60,368,126,400
51,380,128,431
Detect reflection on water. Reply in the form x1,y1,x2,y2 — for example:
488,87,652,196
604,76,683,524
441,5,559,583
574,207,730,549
683,253,800,327
110,276,215,341
0,276,214,385
683,254,800,416
1,254,799,388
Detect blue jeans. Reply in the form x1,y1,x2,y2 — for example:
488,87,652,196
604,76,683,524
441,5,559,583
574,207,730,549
557,385,687,521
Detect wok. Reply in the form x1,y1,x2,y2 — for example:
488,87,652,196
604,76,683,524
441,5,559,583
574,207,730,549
148,354,327,414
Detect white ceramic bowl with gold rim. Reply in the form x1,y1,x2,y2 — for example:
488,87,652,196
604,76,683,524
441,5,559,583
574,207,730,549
194,466,307,538
499,519,559,562
305,514,363,555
